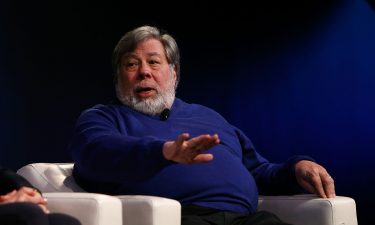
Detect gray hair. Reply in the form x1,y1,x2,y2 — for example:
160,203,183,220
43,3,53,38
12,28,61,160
112,25,180,88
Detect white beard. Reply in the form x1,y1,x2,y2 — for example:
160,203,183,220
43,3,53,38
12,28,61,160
117,80,176,116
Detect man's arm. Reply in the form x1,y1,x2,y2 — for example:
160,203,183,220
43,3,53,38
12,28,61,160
234,127,336,197
70,107,175,183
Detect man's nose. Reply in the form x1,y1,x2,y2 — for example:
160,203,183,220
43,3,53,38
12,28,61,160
138,63,152,78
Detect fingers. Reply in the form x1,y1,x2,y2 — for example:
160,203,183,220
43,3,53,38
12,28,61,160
304,170,327,198
0,190,19,203
176,133,190,146
0,188,49,215
298,179,318,196
182,134,219,162
2,190,17,197
309,172,335,198
186,134,220,152
192,153,214,163
295,160,336,198
0,188,48,205
18,188,49,213
38,204,50,214
19,187,39,197
163,133,220,164
322,174,336,198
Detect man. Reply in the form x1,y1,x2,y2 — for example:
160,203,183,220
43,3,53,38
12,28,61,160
69,25,335,225
0,165,81,225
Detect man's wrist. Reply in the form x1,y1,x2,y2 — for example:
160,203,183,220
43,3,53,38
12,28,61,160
162,141,175,161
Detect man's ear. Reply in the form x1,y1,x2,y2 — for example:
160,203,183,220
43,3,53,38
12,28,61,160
173,68,177,81
170,65,177,81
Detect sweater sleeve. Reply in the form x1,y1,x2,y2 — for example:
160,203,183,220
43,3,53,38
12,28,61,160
0,166,35,195
235,128,315,195
69,106,174,185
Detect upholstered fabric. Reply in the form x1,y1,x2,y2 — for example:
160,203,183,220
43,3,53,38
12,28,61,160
18,163,83,192
44,192,122,225
17,163,181,225
17,163,357,225
118,195,181,225
258,195,358,225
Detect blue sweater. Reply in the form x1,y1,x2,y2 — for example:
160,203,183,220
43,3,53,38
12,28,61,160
70,98,310,214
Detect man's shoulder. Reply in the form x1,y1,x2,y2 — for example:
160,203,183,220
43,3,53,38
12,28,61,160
174,98,201,109
81,103,112,114
78,102,127,119
174,98,224,117
83,98,132,112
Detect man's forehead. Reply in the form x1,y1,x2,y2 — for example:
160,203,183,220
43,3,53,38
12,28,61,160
121,39,166,59
124,51,162,58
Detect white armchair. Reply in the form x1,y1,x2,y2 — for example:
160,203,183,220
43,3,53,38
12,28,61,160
17,163,357,225
42,192,122,225
17,163,180,225
258,195,357,225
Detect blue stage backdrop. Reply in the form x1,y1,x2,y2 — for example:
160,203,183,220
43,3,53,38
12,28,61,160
0,1,373,224
221,1,374,223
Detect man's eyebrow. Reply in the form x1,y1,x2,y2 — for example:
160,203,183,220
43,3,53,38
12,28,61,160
147,52,162,57
123,53,138,59
123,52,161,59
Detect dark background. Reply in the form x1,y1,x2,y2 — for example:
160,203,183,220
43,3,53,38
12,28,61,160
1,0,374,224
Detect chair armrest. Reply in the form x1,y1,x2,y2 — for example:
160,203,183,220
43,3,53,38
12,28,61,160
17,163,84,192
258,194,357,225
117,195,181,225
44,192,122,225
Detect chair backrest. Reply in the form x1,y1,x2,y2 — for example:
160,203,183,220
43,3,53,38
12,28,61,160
17,163,85,192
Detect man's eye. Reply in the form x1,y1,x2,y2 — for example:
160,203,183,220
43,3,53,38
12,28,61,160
125,62,138,69
149,60,160,65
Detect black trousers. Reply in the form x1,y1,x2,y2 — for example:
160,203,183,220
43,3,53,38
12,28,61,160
0,202,81,225
182,204,293,225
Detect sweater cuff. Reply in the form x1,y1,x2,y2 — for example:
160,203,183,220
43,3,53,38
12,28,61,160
287,155,316,172
149,140,176,168
285,155,316,193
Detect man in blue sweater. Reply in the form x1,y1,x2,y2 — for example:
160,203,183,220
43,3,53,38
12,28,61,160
69,25,335,225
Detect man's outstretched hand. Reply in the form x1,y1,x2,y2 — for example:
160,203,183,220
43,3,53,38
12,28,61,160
163,133,220,164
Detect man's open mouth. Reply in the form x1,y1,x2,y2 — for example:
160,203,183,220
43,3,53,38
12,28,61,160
136,87,155,93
